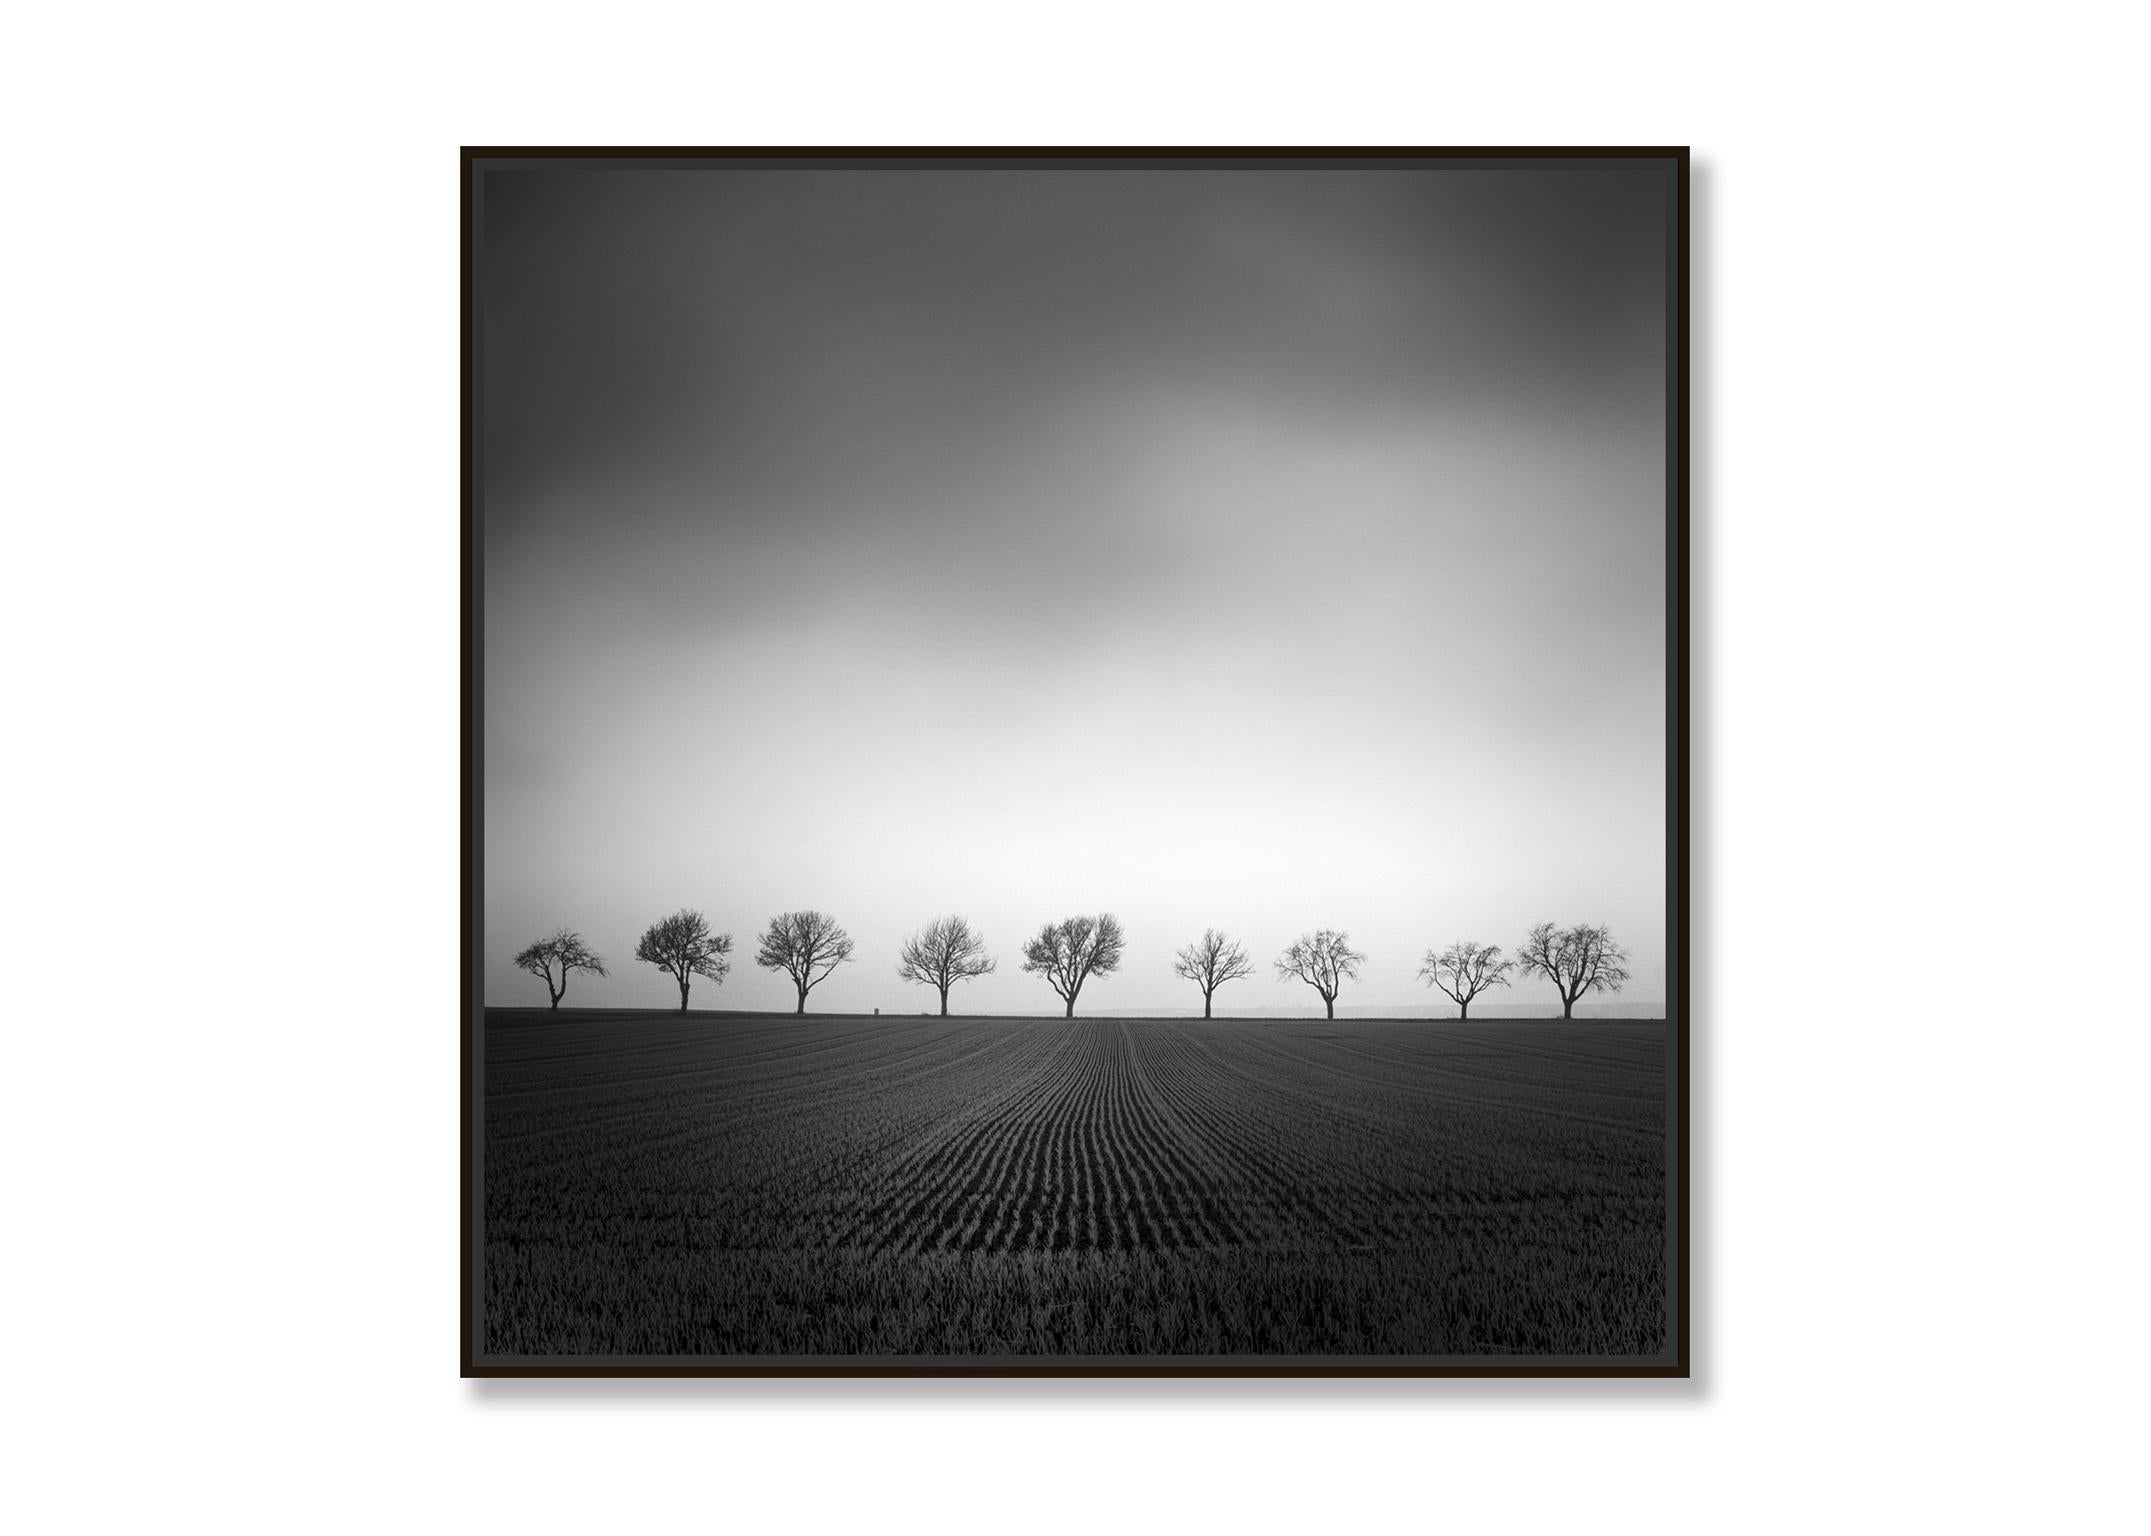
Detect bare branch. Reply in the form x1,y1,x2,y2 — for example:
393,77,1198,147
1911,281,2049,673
1417,940,1513,1016
1020,913,1125,1016
633,910,732,1010
1514,922,1629,1017
896,915,996,1014
515,928,609,1007
754,909,857,1013
1274,929,1366,1018
1173,928,1255,1015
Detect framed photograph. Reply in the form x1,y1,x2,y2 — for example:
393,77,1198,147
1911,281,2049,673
463,147,1689,1376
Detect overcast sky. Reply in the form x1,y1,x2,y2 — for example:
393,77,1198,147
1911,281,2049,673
479,160,1671,1015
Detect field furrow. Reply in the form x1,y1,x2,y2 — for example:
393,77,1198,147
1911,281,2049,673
483,1010,1670,1357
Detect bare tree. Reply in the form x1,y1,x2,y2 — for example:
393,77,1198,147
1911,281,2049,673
896,915,996,1015
634,909,732,1012
1173,929,1255,1019
1417,940,1513,1020
513,928,608,1010
1020,914,1125,1017
1275,929,1365,1020
1514,922,1631,1018
755,910,856,1014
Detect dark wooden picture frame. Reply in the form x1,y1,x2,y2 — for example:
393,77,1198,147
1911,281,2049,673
463,147,1689,1377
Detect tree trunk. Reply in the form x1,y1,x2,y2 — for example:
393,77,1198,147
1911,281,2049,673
1065,996,1075,1018
549,984,561,1011
939,987,949,1017
796,987,807,1015
1562,994,1574,1019
678,977,690,1012
1204,992,1212,1020
1325,995,1335,1020
1457,998,1467,1021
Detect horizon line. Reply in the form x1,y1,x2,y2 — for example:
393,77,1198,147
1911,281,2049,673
482,1006,1669,1022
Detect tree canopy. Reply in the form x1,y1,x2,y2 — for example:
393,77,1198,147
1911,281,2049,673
1514,922,1630,1018
513,928,608,1010
755,909,856,1013
634,909,732,1011
1275,930,1365,1020
1417,940,1513,1020
1020,914,1125,1017
896,915,996,1015
1172,929,1255,1018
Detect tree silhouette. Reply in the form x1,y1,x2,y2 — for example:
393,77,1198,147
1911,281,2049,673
896,915,996,1016
513,928,607,1010
755,910,856,1014
1275,930,1365,1020
1515,922,1631,1018
1417,940,1513,1020
634,909,732,1012
1173,929,1255,1019
1020,914,1125,1017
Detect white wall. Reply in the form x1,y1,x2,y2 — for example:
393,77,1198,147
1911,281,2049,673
4,4,2144,1532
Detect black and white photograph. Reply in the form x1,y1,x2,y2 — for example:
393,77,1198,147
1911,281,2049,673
467,149,1686,1372
17,0,2151,1525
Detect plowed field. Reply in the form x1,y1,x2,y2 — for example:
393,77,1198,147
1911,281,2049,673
482,1011,1669,1358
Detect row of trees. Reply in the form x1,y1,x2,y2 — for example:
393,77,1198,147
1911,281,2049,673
517,913,1632,1020
1168,925,1626,1020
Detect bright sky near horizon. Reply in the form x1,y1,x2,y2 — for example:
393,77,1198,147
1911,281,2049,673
480,161,1671,1015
